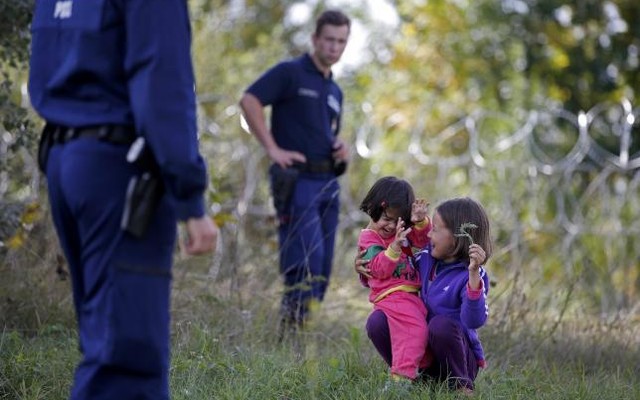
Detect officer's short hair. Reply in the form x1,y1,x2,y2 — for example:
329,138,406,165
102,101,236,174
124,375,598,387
315,10,351,36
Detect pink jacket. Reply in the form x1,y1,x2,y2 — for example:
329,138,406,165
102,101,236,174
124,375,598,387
358,220,431,303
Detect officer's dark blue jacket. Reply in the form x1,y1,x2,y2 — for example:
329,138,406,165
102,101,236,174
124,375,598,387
246,53,343,162
29,0,207,220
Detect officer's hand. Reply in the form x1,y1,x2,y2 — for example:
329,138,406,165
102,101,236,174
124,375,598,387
268,147,306,169
183,216,218,255
332,138,349,163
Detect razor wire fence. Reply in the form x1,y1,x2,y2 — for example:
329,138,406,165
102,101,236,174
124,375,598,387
3,97,638,316
203,98,640,315
347,98,640,313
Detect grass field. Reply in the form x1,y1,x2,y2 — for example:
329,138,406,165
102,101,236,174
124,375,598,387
1,230,639,399
2,291,639,400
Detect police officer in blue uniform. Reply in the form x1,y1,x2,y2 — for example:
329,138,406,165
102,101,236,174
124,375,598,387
28,1,218,399
240,10,351,335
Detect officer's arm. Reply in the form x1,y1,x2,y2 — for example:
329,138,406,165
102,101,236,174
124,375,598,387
239,93,306,168
239,93,278,156
124,0,206,220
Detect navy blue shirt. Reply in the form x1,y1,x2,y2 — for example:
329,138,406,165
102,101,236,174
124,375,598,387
246,54,343,162
28,0,207,220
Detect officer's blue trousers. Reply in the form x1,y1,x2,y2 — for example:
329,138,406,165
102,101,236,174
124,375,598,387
46,139,176,400
276,173,340,326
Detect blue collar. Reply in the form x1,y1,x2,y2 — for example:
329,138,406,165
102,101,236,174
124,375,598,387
302,53,333,79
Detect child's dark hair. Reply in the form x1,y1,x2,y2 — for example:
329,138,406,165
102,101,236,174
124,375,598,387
435,197,493,262
359,176,415,226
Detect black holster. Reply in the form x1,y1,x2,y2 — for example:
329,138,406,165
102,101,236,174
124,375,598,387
37,125,55,173
120,138,164,237
269,164,299,220
333,160,347,177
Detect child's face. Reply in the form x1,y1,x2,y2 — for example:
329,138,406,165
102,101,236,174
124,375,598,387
428,212,456,262
371,207,402,239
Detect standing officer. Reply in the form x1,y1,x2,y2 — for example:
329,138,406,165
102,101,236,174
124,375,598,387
240,10,351,336
28,1,218,399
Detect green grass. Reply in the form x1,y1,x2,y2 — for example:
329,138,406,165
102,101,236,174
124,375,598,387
2,227,639,399
0,326,77,400
2,307,639,400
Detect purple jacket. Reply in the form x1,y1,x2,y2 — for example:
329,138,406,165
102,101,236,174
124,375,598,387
416,245,490,365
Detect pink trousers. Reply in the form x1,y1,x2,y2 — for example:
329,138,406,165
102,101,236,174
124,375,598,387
373,291,430,379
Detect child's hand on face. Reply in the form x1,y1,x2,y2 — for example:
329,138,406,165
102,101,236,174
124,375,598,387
411,199,430,224
391,218,411,252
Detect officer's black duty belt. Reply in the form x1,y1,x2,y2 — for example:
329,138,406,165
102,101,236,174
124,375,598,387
292,160,335,174
44,123,136,146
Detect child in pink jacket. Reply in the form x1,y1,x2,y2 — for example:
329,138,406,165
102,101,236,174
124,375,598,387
357,176,432,381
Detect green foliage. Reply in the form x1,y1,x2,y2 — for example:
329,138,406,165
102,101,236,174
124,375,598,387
0,0,40,241
0,0,35,137
0,0,33,67
491,0,640,113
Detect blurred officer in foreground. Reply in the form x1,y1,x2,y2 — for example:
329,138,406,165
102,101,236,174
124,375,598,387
28,1,218,399
240,10,351,337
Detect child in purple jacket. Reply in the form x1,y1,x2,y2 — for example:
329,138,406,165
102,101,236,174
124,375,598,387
357,197,492,394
